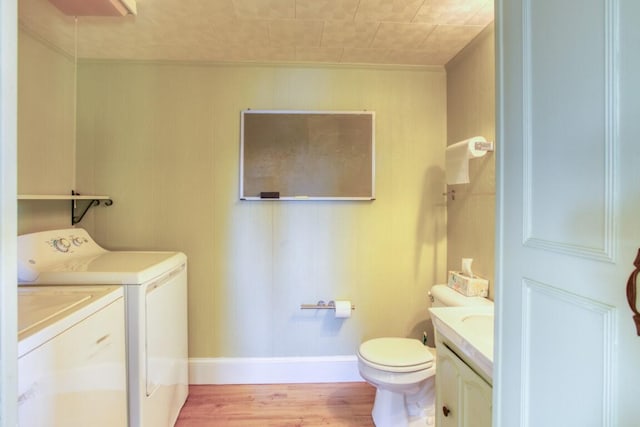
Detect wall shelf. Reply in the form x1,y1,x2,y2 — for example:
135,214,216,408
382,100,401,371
17,191,113,225
18,194,111,200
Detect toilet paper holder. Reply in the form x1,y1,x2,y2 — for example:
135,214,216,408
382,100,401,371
300,300,356,310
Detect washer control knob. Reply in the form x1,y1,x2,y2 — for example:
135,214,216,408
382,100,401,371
53,238,71,253
72,237,84,247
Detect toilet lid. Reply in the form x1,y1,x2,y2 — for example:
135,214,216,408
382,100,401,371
358,338,434,372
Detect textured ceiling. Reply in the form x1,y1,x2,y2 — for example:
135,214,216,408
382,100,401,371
19,0,494,66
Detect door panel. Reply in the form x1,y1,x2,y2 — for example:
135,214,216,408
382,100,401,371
522,279,615,426
436,346,462,427
524,0,616,261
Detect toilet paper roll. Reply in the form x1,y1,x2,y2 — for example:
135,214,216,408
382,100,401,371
445,136,488,185
334,300,352,319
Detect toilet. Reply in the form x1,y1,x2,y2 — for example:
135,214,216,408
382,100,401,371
357,284,492,427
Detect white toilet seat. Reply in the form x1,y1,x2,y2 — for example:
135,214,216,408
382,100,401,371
357,337,437,427
358,337,434,373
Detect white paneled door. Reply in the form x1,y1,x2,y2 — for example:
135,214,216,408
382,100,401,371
496,0,640,426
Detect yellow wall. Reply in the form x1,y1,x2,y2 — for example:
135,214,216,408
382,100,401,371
18,27,496,358
17,28,76,233
445,24,496,297
75,60,448,357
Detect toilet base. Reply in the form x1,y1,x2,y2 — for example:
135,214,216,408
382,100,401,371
370,378,435,427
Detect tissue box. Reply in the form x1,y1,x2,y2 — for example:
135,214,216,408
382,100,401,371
447,271,489,297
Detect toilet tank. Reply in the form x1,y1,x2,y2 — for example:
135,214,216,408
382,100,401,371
430,284,493,308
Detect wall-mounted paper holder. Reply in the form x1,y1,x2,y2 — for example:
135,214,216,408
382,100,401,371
442,189,456,200
446,136,494,186
300,300,355,311
473,140,494,152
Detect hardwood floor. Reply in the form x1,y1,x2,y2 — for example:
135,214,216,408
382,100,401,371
175,382,376,427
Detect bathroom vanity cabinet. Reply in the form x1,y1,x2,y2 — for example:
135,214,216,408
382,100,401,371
435,342,492,427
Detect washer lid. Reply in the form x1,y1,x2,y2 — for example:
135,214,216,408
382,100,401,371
17,228,186,285
359,337,434,369
21,251,186,285
18,285,123,357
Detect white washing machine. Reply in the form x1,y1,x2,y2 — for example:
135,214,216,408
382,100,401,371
18,285,127,427
18,228,189,427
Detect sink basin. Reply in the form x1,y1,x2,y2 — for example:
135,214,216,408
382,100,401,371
429,305,494,382
462,314,494,334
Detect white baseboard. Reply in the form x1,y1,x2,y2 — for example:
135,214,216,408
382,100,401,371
189,355,363,385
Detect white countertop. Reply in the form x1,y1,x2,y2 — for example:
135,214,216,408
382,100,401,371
429,305,494,381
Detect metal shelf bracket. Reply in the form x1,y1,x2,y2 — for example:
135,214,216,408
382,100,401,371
71,191,113,225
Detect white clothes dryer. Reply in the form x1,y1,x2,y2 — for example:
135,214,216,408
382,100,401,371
18,285,127,427
18,228,189,427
